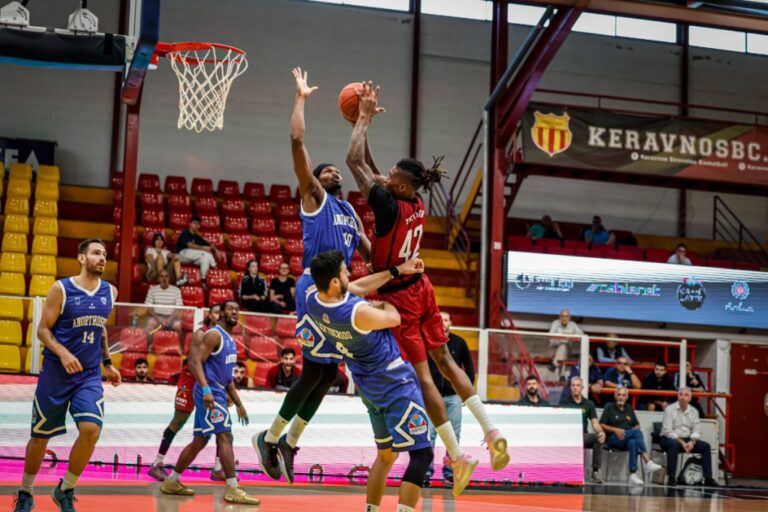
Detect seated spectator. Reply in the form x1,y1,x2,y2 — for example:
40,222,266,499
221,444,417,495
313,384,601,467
145,233,187,285
517,375,548,406
560,377,607,484
526,214,563,240
548,308,583,380
667,243,692,265
133,358,153,384
641,360,676,411
674,361,707,417
599,387,662,485
239,260,269,312
596,333,633,363
603,356,641,391
328,367,349,394
176,215,221,280
233,361,254,389
569,354,604,401
584,215,616,247
266,348,302,390
660,388,718,487
145,270,183,335
269,263,296,314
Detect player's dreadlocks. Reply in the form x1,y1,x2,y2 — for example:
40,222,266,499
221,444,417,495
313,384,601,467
396,156,447,193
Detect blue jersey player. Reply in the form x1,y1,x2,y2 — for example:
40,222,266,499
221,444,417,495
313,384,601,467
255,67,373,483
13,239,119,512
160,300,259,505
307,249,434,511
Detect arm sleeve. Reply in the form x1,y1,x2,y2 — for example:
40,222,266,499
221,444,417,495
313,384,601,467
588,403,598,421
196,234,211,247
691,409,701,439
176,232,190,253
144,287,154,305
596,347,609,363
661,408,677,439
175,289,183,306
599,405,610,425
265,365,278,389
367,184,398,236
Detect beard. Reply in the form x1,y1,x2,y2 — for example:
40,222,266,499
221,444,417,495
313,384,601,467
324,183,342,196
86,263,104,275
225,317,238,327
526,389,537,397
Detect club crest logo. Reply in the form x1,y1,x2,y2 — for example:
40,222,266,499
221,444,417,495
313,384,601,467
531,111,572,157
407,413,427,436
298,327,315,347
209,408,225,424
101,297,107,305
677,277,706,311
731,280,750,301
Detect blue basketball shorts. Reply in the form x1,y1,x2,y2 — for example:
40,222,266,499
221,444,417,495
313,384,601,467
192,383,231,438
295,272,343,365
31,359,104,438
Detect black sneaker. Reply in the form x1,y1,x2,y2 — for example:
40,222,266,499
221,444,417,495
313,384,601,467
252,430,281,480
52,481,77,512
277,434,299,484
12,490,34,512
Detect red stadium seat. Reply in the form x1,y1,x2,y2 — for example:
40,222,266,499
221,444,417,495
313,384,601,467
232,335,248,360
153,355,182,382
170,229,184,246
231,251,256,272
112,189,123,205
227,233,253,252
588,246,607,258
644,248,670,263
169,210,191,230
247,200,272,219
167,193,191,212
361,208,375,226
221,199,245,216
131,263,142,282
164,175,188,194
617,245,644,260
183,332,194,354
244,315,273,336
138,173,161,192
214,249,229,270
546,247,575,256
348,191,367,211
244,182,266,201
112,207,122,224
604,250,639,261
350,260,368,280
535,238,562,249
260,254,284,275
253,363,270,387
119,327,148,353
114,242,140,262
574,249,597,258
206,268,231,289
199,214,221,230
217,180,240,198
275,203,299,220
251,218,277,237
275,317,296,338
195,196,218,214
282,338,302,355
208,287,235,306
152,330,181,355
279,220,302,239
141,208,165,228
563,240,589,251
181,286,205,307
735,262,761,271
201,231,225,251
352,251,363,262
269,184,292,203
249,337,279,362
182,310,195,332
191,178,214,197
139,191,164,209
111,173,123,189
224,215,249,234
181,265,201,286
289,256,303,276
707,258,734,269
283,238,304,257
118,351,146,379
506,235,533,251
141,228,165,248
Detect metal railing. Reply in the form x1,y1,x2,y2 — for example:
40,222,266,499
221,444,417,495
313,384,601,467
712,195,768,267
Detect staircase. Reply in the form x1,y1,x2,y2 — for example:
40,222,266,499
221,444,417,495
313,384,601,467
712,195,768,267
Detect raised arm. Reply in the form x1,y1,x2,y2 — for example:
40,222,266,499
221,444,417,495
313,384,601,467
346,81,386,199
354,301,401,331
290,67,324,212
365,134,381,176
347,258,424,297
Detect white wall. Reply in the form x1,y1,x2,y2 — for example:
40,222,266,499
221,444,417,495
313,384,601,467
0,0,767,239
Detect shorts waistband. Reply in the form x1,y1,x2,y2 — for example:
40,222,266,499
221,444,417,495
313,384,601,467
386,357,404,371
303,268,311,275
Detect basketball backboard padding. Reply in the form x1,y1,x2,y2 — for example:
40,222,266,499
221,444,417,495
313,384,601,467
121,0,160,105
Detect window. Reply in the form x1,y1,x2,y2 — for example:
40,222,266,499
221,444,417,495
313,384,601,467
690,26,746,52
573,12,616,36
307,0,409,11
421,0,491,21
747,33,768,55
616,17,677,43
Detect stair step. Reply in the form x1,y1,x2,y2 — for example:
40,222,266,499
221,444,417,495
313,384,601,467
60,185,113,206
59,201,113,223
59,220,116,242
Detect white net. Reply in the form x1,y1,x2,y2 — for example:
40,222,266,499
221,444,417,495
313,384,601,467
166,44,248,133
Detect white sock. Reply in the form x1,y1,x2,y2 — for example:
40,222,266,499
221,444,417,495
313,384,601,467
226,477,238,488
435,422,461,462
397,505,415,512
60,471,78,491
167,470,181,482
286,417,309,448
213,457,222,471
464,395,495,436
365,504,380,512
154,453,164,465
21,472,35,494
265,415,289,444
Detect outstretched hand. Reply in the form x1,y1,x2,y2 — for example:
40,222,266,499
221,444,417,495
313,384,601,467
357,81,386,118
292,67,318,98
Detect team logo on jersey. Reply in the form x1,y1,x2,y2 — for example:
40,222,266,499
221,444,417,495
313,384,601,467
298,328,315,347
209,408,225,424
74,297,81,306
101,297,107,305
531,111,572,157
322,314,330,324
407,413,427,436
296,314,324,348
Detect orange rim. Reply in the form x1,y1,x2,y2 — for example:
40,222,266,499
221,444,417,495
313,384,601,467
153,42,246,66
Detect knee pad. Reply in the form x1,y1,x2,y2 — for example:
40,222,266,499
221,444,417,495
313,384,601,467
402,447,434,487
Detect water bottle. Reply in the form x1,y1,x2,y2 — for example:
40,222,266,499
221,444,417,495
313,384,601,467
131,311,139,327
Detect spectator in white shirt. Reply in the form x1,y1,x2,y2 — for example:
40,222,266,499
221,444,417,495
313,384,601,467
548,309,583,380
660,388,718,487
667,243,692,265
145,233,188,285
145,270,183,335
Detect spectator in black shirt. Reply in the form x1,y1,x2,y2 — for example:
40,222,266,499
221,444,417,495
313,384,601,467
517,375,548,406
269,263,296,313
239,260,269,312
641,360,676,411
176,216,221,280
559,376,606,484
266,348,302,390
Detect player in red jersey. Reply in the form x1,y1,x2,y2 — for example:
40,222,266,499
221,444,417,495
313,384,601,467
148,304,222,481
346,82,510,494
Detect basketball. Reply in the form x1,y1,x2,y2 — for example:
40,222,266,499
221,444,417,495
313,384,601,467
338,82,363,123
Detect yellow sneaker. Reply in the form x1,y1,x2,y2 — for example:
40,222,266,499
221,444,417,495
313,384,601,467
160,479,195,496
223,486,261,505
451,453,479,497
484,429,510,471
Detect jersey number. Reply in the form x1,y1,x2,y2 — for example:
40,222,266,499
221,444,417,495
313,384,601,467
81,331,95,344
398,226,423,261
335,341,354,359
344,233,354,247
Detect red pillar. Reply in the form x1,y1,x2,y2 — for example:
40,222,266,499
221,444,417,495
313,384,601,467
117,92,141,301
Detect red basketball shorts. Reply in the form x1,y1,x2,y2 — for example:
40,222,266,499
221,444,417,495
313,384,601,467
174,369,196,413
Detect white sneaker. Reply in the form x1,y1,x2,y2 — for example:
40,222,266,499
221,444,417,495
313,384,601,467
644,461,662,474
628,472,644,485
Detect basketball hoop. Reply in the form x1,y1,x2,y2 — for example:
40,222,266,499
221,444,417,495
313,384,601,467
153,42,248,133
